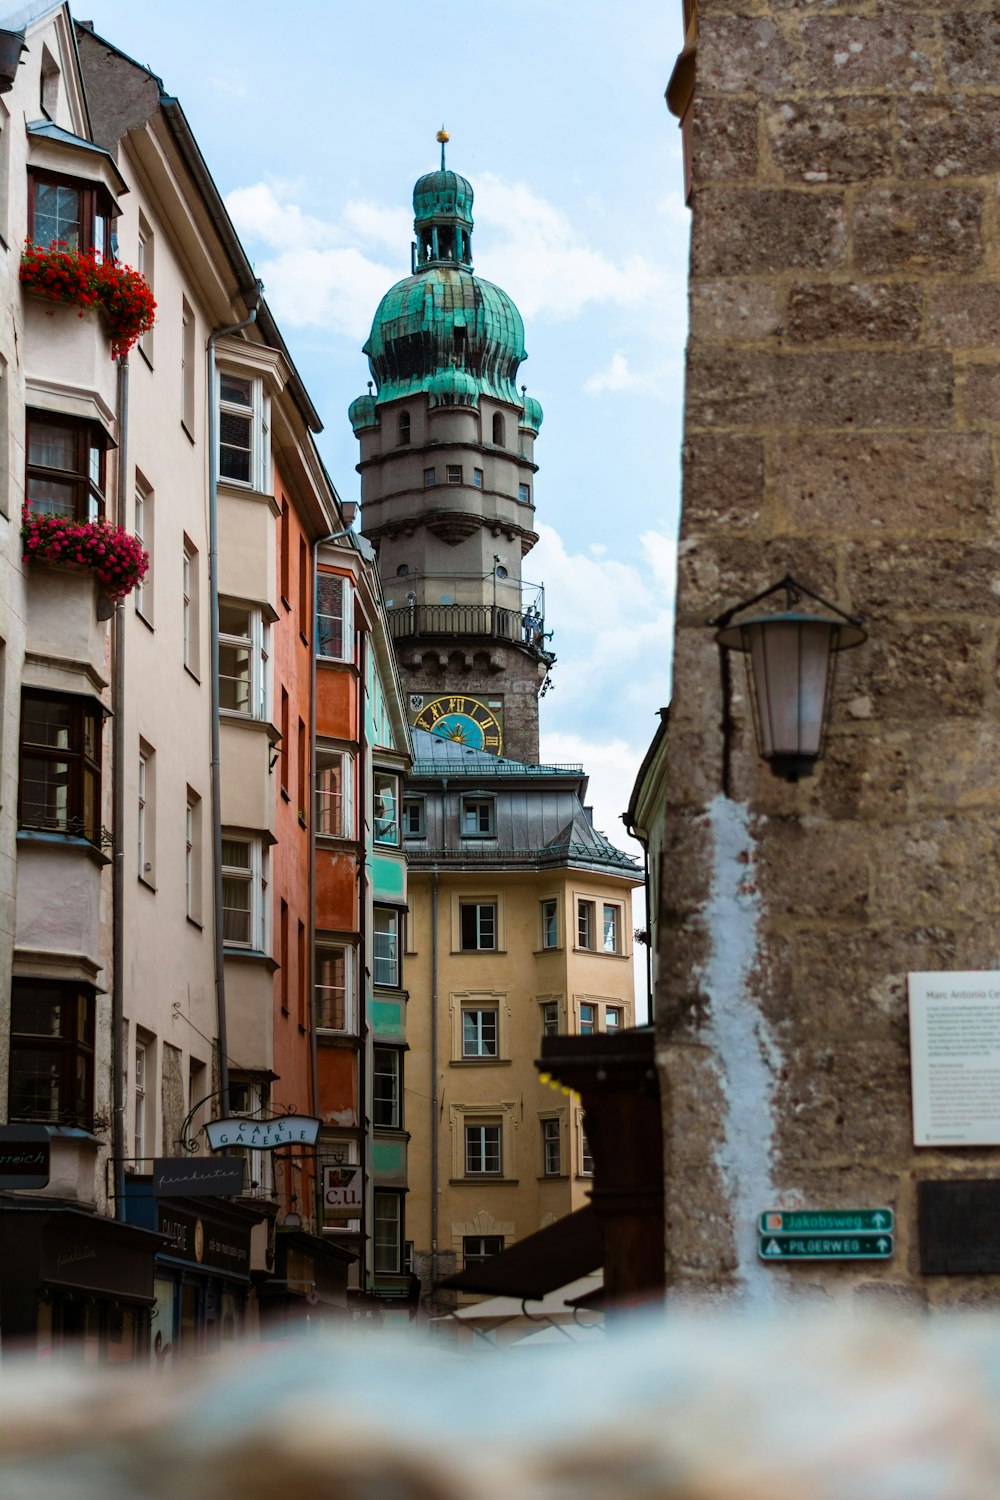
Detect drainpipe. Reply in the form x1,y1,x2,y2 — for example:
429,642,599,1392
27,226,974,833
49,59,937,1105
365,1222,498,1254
430,867,439,1291
206,286,262,1113
309,526,355,1227
111,355,129,1217
358,628,370,1288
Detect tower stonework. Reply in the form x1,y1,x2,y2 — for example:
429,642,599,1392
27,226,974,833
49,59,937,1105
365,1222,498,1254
661,3,1000,1307
350,147,551,765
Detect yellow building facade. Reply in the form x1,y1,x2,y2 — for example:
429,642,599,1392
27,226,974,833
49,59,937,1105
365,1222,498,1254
400,734,640,1297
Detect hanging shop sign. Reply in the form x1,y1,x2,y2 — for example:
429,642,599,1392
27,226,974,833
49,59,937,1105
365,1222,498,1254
153,1156,246,1197
205,1116,321,1152
323,1166,362,1218
0,1125,50,1189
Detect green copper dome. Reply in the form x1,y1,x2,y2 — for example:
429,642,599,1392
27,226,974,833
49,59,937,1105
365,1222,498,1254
348,392,378,432
520,393,544,432
362,148,528,408
413,169,473,229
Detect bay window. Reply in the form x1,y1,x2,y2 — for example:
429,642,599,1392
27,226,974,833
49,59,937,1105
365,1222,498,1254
315,944,354,1032
221,833,266,950
218,370,268,490
28,170,111,255
317,572,353,662
373,908,400,988
315,750,352,838
8,980,95,1127
19,690,101,843
218,601,268,718
26,411,106,523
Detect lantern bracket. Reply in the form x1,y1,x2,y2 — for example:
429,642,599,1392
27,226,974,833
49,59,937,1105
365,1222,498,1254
709,572,864,635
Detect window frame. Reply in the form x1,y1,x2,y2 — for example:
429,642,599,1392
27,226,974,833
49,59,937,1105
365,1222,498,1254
472,467,483,489
579,1002,596,1037
605,1005,622,1033
373,771,400,847
602,902,622,955
423,467,436,487
315,942,355,1033
446,464,462,485
463,1234,504,1268
518,482,531,504
218,600,268,720
461,1006,498,1060
460,900,497,952
133,478,152,622
8,979,95,1128
541,898,559,950
373,1189,402,1274
541,1001,560,1038
542,1116,562,1177
19,689,102,844
577,899,596,951
372,907,400,988
373,1046,402,1129
403,796,425,838
182,538,198,675
217,368,269,491
315,749,353,839
465,1121,502,1176
25,410,106,524
221,832,267,951
461,796,495,838
27,168,111,255
316,572,353,663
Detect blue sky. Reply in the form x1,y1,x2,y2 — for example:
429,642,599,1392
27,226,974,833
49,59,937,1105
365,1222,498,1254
75,0,689,860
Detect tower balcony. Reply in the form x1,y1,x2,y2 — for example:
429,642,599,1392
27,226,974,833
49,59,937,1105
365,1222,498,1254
386,601,551,659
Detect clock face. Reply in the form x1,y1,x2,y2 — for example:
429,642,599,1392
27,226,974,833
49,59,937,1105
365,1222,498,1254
411,694,503,755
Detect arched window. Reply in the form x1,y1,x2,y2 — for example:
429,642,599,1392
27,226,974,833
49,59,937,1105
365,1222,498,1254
492,412,505,447
398,411,411,445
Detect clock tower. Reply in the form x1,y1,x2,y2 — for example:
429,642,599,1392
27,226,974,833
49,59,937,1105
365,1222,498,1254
349,133,552,764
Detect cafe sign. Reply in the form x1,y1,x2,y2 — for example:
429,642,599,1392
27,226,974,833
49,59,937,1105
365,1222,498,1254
205,1115,321,1151
323,1166,362,1219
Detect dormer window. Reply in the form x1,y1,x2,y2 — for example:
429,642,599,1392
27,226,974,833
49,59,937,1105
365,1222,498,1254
492,413,505,447
398,410,411,445
28,171,111,257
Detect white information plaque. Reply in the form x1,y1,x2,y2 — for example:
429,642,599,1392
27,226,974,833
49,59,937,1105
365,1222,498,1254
909,972,1000,1146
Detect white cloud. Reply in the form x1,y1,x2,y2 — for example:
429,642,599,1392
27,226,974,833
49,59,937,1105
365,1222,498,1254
584,350,670,397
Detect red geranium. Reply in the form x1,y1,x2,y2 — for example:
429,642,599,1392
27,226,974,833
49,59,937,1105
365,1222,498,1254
22,504,149,600
20,240,156,359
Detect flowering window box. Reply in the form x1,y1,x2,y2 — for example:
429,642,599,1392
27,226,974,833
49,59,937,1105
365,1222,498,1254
22,506,149,601
20,241,155,359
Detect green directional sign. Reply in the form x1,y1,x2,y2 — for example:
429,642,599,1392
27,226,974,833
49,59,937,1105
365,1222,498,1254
759,1233,894,1262
759,1209,893,1235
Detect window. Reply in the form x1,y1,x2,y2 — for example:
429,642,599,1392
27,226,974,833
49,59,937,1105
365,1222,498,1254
218,370,268,489
28,171,110,255
182,539,199,674
136,213,154,361
541,899,559,949
297,920,307,1029
577,900,596,950
542,1118,562,1177
317,572,352,662
403,797,425,837
279,500,290,602
473,468,483,489
374,772,400,845
373,1048,401,1129
228,1077,271,1195
460,902,496,952
492,413,506,446
518,483,531,504
218,601,268,718
581,1126,594,1176
373,1191,402,1274
279,687,289,795
603,903,621,954
461,797,494,837
316,750,352,838
185,790,202,922
606,1006,622,1033
134,478,152,621
25,412,106,522
465,1123,502,1176
8,981,95,1127
403,1242,414,1275
298,538,309,636
462,1008,498,1059
463,1235,504,1268
541,1002,560,1038
446,464,462,485
279,900,289,1012
221,834,266,950
137,741,155,883
134,1033,151,1161
39,46,61,121
373,908,400,987
315,944,354,1032
398,410,411,444
423,467,436,487
579,1003,596,1037
19,690,101,843
297,718,307,819
181,298,195,434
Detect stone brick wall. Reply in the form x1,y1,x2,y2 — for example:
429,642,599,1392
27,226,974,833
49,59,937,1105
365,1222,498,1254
660,0,1000,1308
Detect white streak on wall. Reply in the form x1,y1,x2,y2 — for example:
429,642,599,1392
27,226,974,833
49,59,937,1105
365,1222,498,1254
703,794,782,1301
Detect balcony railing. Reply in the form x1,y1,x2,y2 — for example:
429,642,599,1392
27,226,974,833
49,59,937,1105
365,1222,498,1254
386,602,550,651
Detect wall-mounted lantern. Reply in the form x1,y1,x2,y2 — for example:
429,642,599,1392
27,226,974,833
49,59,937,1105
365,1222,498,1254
712,574,866,782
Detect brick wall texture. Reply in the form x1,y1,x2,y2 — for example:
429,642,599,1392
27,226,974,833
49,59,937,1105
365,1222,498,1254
659,0,1000,1308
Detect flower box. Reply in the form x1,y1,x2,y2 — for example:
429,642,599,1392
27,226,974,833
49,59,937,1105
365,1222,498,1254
22,506,149,601
20,241,155,359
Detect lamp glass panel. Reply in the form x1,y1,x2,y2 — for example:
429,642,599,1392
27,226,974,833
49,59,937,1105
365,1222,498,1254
746,620,835,758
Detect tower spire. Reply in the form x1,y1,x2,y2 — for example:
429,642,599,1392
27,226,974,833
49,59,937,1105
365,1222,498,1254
436,126,449,171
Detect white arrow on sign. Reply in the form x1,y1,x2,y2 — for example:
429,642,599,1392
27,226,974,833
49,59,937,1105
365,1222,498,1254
877,1237,889,1252
873,1212,886,1228
764,1239,783,1257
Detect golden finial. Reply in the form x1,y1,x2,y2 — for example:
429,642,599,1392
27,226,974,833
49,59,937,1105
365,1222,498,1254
436,125,449,170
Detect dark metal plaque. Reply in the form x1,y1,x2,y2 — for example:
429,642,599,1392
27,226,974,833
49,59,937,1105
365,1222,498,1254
918,1179,1000,1275
0,1125,50,1189
153,1156,245,1198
